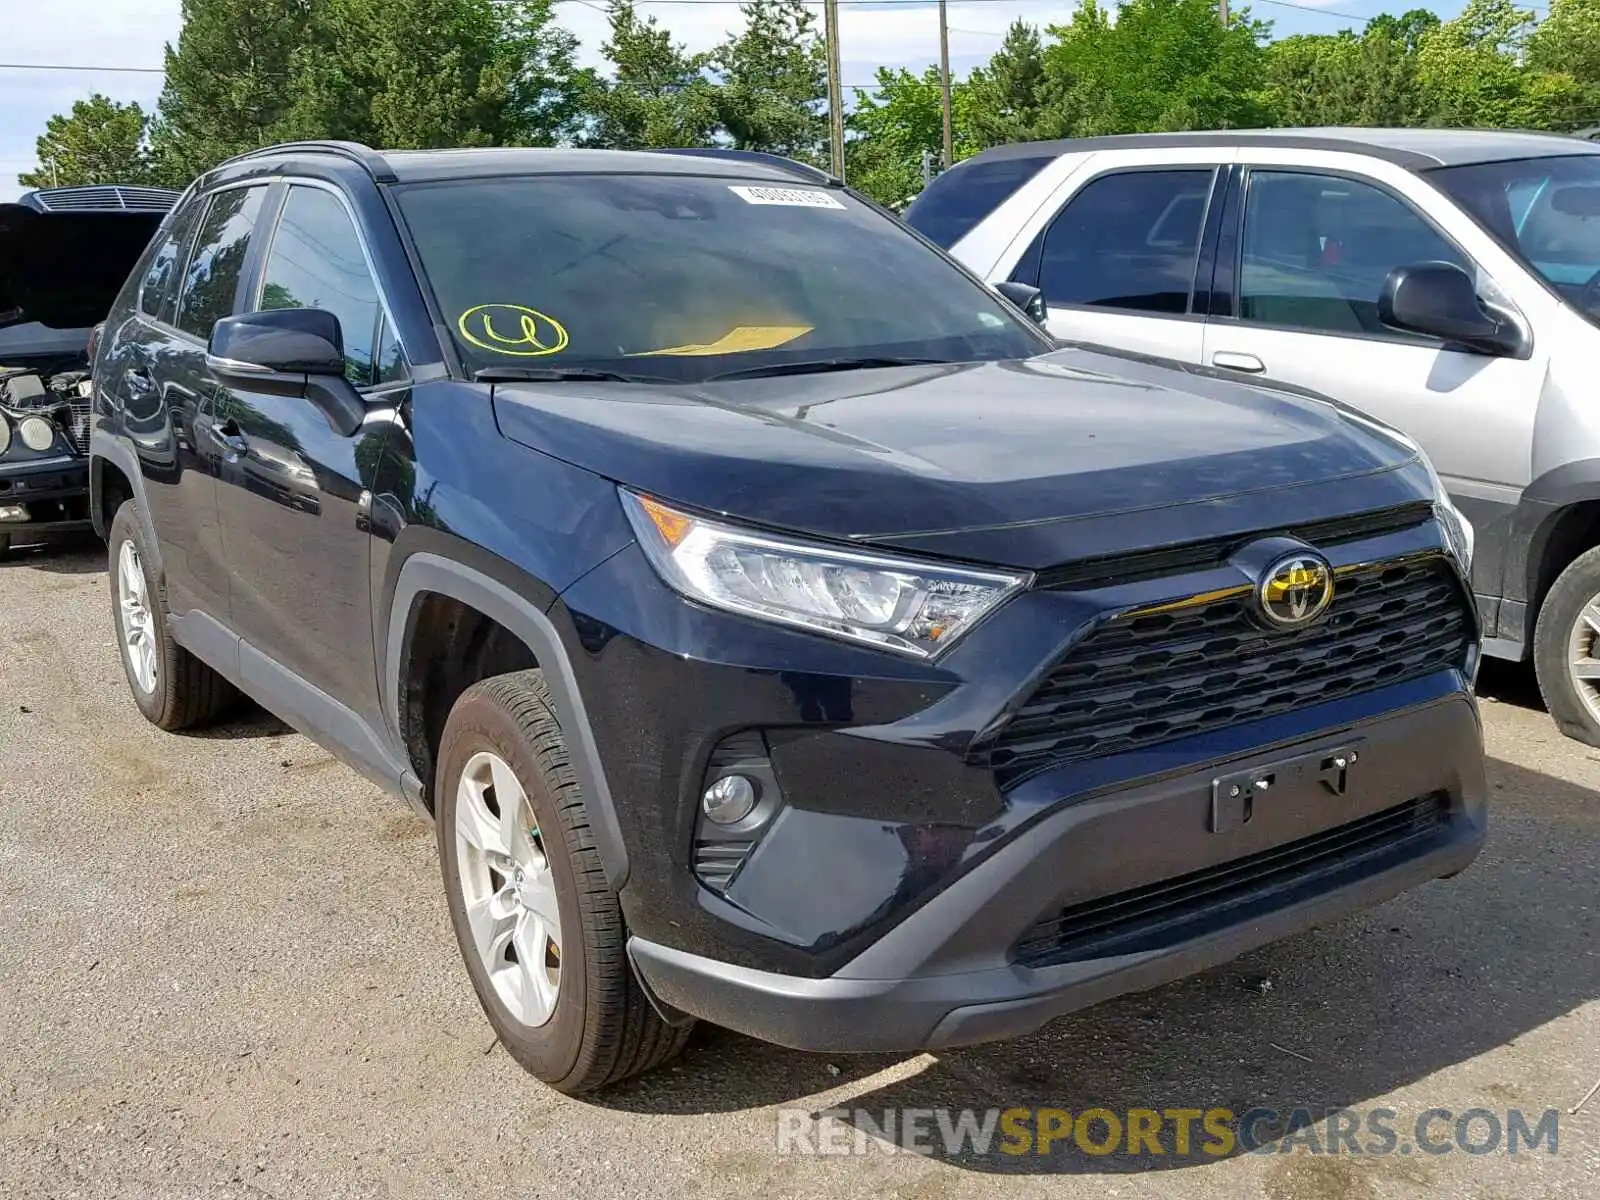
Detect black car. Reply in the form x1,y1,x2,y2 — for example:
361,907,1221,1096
85,141,1486,1093
0,185,178,555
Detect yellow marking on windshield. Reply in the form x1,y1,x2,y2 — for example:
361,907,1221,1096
458,304,570,357
635,325,813,357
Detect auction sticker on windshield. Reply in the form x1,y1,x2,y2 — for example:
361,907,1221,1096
728,185,845,209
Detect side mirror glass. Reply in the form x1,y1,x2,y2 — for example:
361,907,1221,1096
995,280,1049,327
1378,261,1524,357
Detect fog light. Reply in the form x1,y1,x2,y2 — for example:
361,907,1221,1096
701,775,757,825
18,417,54,452
0,504,27,523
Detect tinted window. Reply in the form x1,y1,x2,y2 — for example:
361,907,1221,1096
374,316,409,385
397,175,1045,382
1039,169,1213,314
257,186,383,386
904,154,1056,249
138,203,199,321
1239,170,1466,337
176,186,268,339
1434,154,1600,324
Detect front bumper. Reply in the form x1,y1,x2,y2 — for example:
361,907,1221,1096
628,694,1486,1053
0,455,91,537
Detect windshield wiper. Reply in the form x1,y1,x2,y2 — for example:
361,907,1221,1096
474,365,671,384
704,356,948,382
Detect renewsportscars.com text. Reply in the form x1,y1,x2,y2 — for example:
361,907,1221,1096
776,1106,1561,1159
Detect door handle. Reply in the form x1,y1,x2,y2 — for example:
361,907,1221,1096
1212,351,1266,374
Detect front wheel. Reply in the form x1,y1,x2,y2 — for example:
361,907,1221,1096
107,500,237,730
1534,545,1600,747
436,670,692,1093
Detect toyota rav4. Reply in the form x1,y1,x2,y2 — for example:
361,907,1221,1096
87,141,1485,1093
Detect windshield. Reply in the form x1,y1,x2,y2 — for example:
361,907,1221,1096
1433,154,1600,322
395,173,1046,382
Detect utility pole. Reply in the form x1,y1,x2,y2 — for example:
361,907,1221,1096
1219,0,1228,24
938,0,954,170
824,0,846,181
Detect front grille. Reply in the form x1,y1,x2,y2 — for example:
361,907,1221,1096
65,395,91,455
28,185,178,213
1015,793,1450,967
989,558,1471,788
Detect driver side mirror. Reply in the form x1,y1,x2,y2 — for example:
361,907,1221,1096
1378,262,1526,357
995,281,1049,327
206,308,366,436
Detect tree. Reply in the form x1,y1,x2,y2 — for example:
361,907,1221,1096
277,0,582,148
1366,8,1441,53
1042,0,1272,135
845,67,975,207
148,0,318,185
19,95,151,188
1262,28,1427,127
1416,0,1582,129
961,21,1067,149
581,1,720,148
1527,0,1600,124
711,0,827,162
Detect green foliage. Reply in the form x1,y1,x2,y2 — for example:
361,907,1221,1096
277,0,581,148
1263,28,1427,126
1416,0,1582,129
148,0,318,185
1527,0,1600,125
19,95,152,188
962,21,1068,149
581,1,721,149
845,66,973,207
1043,0,1273,135
711,0,828,163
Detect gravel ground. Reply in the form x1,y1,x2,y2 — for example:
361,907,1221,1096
0,537,1595,1200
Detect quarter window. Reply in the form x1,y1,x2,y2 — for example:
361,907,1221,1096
175,186,268,340
256,186,384,386
1038,169,1214,314
138,202,200,323
1238,170,1469,337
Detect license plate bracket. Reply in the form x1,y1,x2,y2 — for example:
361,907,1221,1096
1210,740,1364,834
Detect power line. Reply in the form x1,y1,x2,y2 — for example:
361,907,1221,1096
0,62,164,74
1252,0,1368,23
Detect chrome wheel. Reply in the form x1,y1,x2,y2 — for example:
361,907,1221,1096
117,539,158,695
453,751,562,1028
1569,596,1600,727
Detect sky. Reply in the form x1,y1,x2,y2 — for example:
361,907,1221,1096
1,0,1463,201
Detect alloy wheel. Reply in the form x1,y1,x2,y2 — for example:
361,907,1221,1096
453,751,562,1027
117,539,158,695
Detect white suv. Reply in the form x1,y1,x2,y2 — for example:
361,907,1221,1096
915,128,1600,747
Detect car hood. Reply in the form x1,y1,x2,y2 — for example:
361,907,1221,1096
490,346,1428,570
0,202,168,330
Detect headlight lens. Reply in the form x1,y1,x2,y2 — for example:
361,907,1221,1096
0,416,10,456
622,490,1028,658
18,416,55,452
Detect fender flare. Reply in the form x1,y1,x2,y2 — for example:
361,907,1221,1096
384,552,630,890
89,433,163,578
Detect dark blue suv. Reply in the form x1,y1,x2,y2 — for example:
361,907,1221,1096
87,141,1486,1092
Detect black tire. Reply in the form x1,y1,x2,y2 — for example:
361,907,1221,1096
436,670,692,1093
107,499,238,730
1534,544,1600,747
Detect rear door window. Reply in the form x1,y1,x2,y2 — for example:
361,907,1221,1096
1037,169,1215,314
903,154,1056,249
138,202,200,324
175,185,269,340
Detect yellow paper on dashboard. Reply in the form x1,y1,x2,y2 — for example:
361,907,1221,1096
639,325,813,357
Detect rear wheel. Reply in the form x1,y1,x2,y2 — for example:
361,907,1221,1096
436,670,692,1093
1534,545,1600,747
107,500,237,730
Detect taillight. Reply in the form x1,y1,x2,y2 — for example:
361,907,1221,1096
87,322,104,362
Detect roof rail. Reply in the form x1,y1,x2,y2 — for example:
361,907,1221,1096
217,140,397,183
651,147,839,187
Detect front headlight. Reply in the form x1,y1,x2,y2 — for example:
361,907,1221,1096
622,490,1028,658
0,415,10,456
